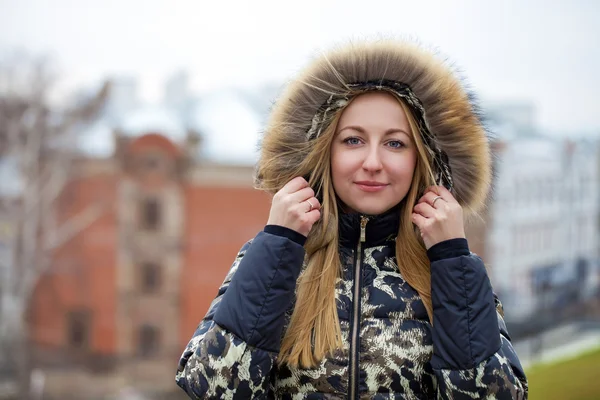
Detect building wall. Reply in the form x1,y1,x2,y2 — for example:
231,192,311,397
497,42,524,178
486,138,600,323
30,171,119,360
180,185,271,347
565,141,600,298
28,133,272,398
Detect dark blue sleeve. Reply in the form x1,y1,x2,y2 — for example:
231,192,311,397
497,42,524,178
264,224,307,246
213,230,306,353
429,248,528,399
429,250,500,370
427,238,470,262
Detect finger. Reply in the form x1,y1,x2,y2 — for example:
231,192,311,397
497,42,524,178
298,197,321,213
413,202,436,218
288,187,316,204
300,209,321,233
419,190,444,207
417,190,433,204
418,186,440,203
305,208,321,223
427,185,456,203
306,197,321,211
417,190,428,204
431,185,456,204
411,212,427,229
281,176,309,194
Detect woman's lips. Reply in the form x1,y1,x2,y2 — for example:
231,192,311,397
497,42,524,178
355,182,388,192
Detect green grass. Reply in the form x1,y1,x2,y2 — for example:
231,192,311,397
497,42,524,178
526,347,600,400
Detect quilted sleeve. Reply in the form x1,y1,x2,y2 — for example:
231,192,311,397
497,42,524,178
176,229,306,399
428,240,528,399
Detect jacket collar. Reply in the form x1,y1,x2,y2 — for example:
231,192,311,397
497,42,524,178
338,203,401,248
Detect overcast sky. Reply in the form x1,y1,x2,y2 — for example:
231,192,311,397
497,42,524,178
1,0,599,136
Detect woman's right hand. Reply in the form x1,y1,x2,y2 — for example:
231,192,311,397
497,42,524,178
267,177,321,237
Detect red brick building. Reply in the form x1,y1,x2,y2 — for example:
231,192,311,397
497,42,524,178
28,131,271,398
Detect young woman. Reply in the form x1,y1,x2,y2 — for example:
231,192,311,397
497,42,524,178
176,39,528,399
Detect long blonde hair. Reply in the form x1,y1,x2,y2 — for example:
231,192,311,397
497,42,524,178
260,95,437,369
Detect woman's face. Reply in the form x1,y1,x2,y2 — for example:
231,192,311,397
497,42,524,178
331,92,418,216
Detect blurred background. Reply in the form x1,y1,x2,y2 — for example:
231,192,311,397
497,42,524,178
0,0,599,399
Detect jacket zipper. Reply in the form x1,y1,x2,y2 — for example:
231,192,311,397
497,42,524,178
349,216,368,400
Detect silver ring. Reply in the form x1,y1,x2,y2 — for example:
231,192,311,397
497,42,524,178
306,199,315,212
432,196,443,207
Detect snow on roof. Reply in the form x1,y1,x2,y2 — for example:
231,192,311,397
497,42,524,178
119,105,187,141
188,89,262,165
75,88,265,165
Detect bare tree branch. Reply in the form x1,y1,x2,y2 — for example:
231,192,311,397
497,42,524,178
0,52,111,399
44,201,107,253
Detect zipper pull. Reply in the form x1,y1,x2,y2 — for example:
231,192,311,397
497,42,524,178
360,216,369,243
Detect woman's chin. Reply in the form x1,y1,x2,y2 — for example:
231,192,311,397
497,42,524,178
348,202,397,216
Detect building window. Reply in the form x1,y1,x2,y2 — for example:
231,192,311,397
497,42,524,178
138,325,160,358
143,154,161,170
67,310,91,349
141,262,161,293
141,198,161,230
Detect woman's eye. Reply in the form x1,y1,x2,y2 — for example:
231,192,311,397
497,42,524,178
387,140,405,149
343,137,362,145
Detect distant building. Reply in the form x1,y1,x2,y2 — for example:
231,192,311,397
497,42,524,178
563,140,600,301
28,130,271,398
467,135,600,326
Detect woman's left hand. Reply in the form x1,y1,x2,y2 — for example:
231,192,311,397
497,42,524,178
411,185,466,250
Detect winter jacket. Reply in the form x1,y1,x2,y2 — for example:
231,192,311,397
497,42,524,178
176,207,528,399
176,38,528,399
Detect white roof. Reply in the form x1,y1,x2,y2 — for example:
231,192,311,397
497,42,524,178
76,89,264,165
119,105,187,141
188,89,262,165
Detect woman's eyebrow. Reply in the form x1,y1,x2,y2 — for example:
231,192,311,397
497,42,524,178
337,125,411,137
337,125,366,134
384,128,411,137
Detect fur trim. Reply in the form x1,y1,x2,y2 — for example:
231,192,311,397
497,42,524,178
257,39,491,216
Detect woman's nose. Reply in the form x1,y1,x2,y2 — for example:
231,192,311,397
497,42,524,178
362,147,383,171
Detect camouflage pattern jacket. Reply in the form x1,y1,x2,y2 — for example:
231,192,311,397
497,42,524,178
176,209,528,399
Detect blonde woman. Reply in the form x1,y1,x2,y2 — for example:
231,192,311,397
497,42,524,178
176,40,528,399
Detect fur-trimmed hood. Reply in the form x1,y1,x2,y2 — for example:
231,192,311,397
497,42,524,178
256,39,492,215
